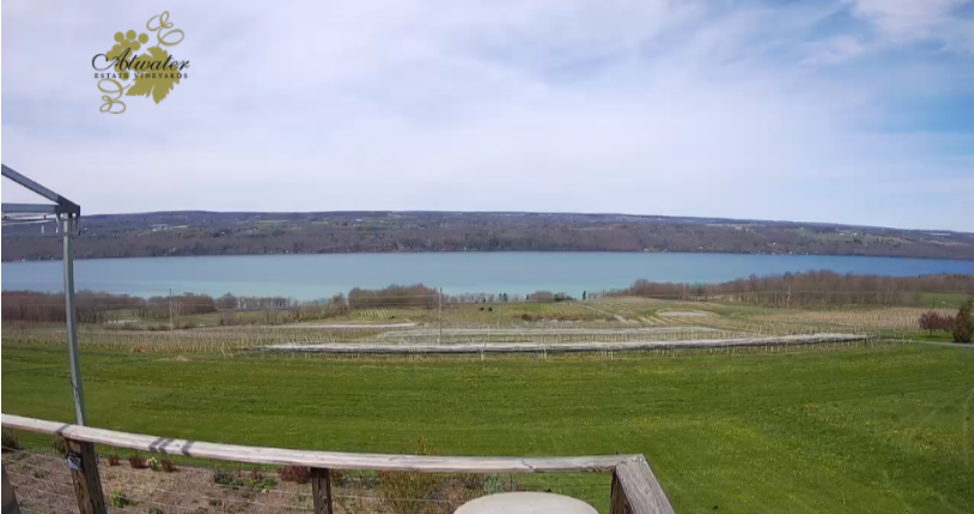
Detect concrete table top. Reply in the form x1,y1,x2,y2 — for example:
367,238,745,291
454,492,599,514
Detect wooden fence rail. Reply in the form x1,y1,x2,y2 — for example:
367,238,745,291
1,413,676,514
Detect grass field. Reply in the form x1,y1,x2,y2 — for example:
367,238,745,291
2,342,972,514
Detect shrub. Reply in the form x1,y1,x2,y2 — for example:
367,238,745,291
330,469,345,486
128,454,147,469
483,474,505,495
378,471,443,514
939,314,956,331
212,469,235,486
457,473,484,491
954,299,973,344
110,490,131,508
1,429,21,452
108,454,121,466
213,468,277,490
919,311,938,333
919,311,955,334
52,437,68,457
250,470,278,490
160,459,176,473
147,457,160,471
377,437,444,514
278,466,311,484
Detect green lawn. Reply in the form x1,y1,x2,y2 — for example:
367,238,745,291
918,292,973,308
2,343,973,514
910,331,962,343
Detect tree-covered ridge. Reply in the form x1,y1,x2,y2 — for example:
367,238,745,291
4,211,973,261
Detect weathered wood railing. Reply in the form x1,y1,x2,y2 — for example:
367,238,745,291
2,413,674,513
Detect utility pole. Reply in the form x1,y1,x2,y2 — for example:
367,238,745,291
169,288,174,336
438,288,443,344
62,214,87,426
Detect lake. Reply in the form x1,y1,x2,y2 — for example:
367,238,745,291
3,252,974,300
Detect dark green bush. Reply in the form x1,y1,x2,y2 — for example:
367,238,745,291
954,299,973,343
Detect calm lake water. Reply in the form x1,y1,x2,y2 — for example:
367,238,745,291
3,252,974,300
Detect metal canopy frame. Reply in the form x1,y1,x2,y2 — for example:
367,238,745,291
2,165,80,216
2,164,87,426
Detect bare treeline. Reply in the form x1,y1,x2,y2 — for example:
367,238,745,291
346,286,574,308
604,271,974,307
216,294,294,310
216,294,349,326
2,291,144,323
348,284,439,310
441,291,572,304
1,284,574,325
2,291,218,323
145,293,217,318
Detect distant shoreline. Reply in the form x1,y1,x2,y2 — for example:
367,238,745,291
4,248,974,264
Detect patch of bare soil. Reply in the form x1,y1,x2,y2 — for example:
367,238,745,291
3,451,492,514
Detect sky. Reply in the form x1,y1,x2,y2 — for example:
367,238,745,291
1,0,972,231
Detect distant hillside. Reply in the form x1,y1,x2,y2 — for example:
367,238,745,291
3,211,973,261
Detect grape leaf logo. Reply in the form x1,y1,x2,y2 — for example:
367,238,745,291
93,12,189,114
127,47,182,104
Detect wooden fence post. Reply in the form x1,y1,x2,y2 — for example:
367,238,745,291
611,457,676,514
66,439,107,514
2,464,22,514
610,471,630,514
311,467,334,514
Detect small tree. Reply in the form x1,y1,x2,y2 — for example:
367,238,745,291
954,299,973,344
919,311,938,334
919,310,956,334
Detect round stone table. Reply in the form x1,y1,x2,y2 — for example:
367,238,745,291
454,492,598,514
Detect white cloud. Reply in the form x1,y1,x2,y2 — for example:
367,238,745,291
1,0,972,231
845,0,974,51
802,35,868,65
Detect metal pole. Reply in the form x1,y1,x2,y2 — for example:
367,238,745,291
438,288,443,344
63,214,87,426
169,288,174,335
